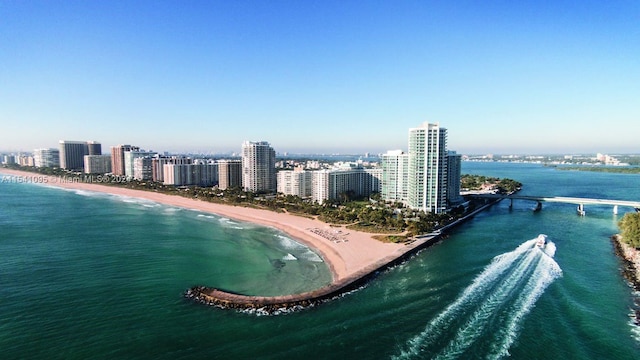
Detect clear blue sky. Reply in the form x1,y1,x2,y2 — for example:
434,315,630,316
1,1,638,155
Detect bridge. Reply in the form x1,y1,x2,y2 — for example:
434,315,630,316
470,194,640,216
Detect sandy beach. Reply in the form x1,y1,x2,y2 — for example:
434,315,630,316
0,168,409,282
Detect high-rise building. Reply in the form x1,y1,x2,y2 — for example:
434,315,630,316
133,156,154,180
218,159,242,190
59,141,89,170
381,150,409,203
17,154,35,166
447,151,463,206
311,163,382,204
110,145,140,175
151,156,192,182
163,164,193,186
192,160,218,187
277,168,313,198
87,141,102,155
84,155,112,174
124,150,156,179
34,148,60,168
407,122,448,213
241,141,276,193
2,155,16,165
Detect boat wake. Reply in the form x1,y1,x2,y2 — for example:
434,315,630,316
394,236,562,360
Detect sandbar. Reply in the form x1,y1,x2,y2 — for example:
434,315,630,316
0,168,412,282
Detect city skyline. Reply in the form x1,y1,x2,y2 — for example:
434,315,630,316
2,1,639,154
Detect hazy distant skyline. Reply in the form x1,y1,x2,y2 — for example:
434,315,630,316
2,1,639,154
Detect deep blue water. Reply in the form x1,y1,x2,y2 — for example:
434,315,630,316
0,163,638,359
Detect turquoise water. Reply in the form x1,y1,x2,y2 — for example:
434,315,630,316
1,163,639,359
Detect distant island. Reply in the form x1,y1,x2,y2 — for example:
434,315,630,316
554,166,640,174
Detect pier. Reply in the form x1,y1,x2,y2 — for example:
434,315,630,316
471,194,640,216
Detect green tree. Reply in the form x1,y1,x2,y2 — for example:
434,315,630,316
618,212,640,248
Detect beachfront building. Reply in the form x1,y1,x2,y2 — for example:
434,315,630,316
163,162,217,186
163,164,192,186
311,163,382,204
241,141,276,193
17,154,35,167
152,155,192,182
133,156,154,180
59,140,90,170
124,150,157,179
84,155,112,174
2,155,16,165
192,159,218,187
407,122,448,213
86,141,102,155
34,148,60,168
111,145,140,176
277,168,313,198
447,151,463,206
381,150,409,203
218,159,242,190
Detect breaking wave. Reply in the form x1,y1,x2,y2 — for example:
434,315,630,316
283,253,298,261
275,234,324,263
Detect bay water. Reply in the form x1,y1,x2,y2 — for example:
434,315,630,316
0,162,638,359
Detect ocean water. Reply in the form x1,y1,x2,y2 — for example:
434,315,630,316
1,163,639,359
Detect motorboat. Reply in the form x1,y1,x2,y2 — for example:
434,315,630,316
535,234,547,248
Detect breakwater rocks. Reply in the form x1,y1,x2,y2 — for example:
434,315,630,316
611,235,640,326
185,234,444,315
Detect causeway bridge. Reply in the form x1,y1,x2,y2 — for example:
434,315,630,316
470,194,640,216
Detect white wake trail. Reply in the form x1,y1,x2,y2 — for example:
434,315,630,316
394,237,562,360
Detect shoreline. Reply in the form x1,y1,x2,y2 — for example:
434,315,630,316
186,200,499,314
0,168,498,314
0,168,410,282
611,235,640,325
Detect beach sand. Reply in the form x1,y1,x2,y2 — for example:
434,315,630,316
0,169,410,282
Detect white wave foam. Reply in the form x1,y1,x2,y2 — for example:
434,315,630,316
276,234,306,250
283,253,298,261
300,250,324,263
74,190,99,197
275,235,324,262
394,236,562,360
543,241,557,258
112,195,158,208
630,318,640,343
216,217,244,229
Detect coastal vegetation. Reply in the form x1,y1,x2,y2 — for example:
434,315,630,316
460,174,522,193
618,212,640,248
